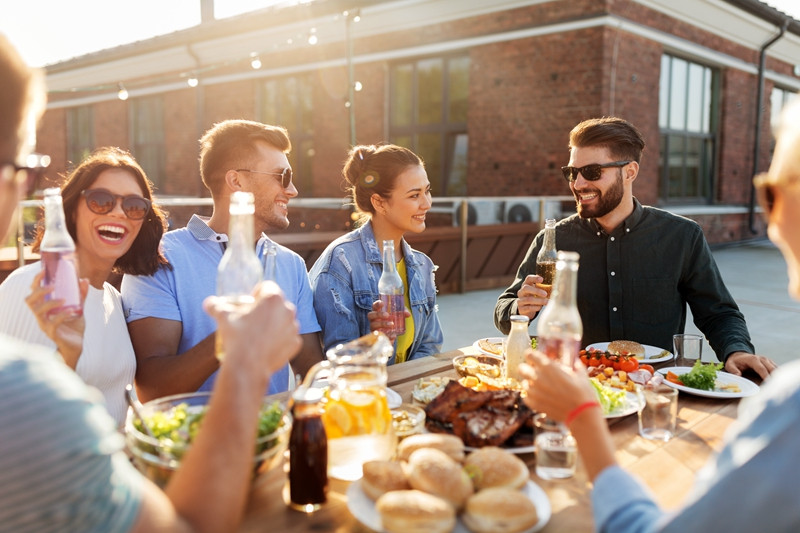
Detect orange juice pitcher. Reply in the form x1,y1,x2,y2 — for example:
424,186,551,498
302,331,396,481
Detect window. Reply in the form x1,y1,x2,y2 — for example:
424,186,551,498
259,76,314,195
130,95,165,189
389,55,469,196
658,55,718,203
770,86,798,130
66,106,94,169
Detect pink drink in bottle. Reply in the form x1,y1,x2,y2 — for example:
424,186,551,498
40,188,82,317
378,240,405,337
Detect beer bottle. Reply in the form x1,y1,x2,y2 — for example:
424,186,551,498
536,218,558,298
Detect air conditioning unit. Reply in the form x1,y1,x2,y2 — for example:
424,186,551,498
503,198,565,224
453,200,504,226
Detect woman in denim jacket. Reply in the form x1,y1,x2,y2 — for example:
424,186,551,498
310,144,443,364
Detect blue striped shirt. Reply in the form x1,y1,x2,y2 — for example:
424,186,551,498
0,334,142,533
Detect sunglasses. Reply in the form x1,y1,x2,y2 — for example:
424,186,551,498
561,160,632,183
236,167,293,189
1,153,51,196
81,188,152,220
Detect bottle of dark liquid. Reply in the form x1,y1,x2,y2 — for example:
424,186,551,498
536,251,582,366
215,191,262,361
40,187,82,317
378,240,405,337
289,385,328,512
536,218,558,298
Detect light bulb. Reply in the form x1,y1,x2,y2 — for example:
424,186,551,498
187,76,199,88
308,34,318,45
117,83,128,101
250,56,262,69
354,81,363,92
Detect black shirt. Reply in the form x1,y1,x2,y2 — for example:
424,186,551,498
494,199,754,362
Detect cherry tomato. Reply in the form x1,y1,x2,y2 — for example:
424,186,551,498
588,356,601,367
619,357,639,373
640,364,655,374
611,356,622,371
600,354,612,367
580,354,589,366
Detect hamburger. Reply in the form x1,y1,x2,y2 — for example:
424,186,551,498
607,340,645,358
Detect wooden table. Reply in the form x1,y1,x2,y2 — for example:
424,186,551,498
240,346,741,532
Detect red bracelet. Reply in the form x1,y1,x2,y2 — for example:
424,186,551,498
565,401,601,427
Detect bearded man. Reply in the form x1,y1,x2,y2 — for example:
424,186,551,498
493,117,775,378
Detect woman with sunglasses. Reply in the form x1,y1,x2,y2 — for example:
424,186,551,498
309,144,443,364
516,98,800,532
0,147,168,425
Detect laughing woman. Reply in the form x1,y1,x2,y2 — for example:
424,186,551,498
310,144,443,364
0,147,168,425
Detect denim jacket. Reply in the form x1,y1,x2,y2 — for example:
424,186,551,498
309,221,443,364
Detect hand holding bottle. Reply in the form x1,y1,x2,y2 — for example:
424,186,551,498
25,269,89,368
368,299,411,343
516,274,549,319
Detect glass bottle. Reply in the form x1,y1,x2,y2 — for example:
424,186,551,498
504,315,530,383
262,241,277,281
378,240,405,337
536,251,582,367
40,187,82,317
536,218,558,298
288,385,328,512
215,191,262,361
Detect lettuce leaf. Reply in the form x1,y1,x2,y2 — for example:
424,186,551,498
678,361,722,391
589,378,626,414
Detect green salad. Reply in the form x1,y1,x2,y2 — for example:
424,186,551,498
589,378,627,414
678,361,723,391
134,401,285,458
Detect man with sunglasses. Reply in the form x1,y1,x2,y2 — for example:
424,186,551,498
0,34,300,532
495,116,776,379
121,119,324,401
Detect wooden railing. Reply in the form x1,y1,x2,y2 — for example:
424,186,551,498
4,196,571,293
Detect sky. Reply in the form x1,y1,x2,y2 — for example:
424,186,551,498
2,0,800,68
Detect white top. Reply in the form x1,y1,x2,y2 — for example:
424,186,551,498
0,262,136,425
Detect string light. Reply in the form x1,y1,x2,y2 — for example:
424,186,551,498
187,76,199,87
308,27,318,45
117,83,128,101
354,81,363,92
250,54,262,69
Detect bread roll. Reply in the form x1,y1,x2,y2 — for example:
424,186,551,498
463,446,529,490
462,487,539,533
397,432,465,462
406,447,473,509
361,460,410,501
376,490,456,533
607,340,645,358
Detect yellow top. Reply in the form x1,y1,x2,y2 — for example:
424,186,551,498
393,258,414,363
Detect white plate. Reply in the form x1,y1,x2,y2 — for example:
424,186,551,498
346,479,551,533
603,391,642,419
464,439,536,455
587,342,674,364
656,366,760,398
386,388,402,409
472,337,505,357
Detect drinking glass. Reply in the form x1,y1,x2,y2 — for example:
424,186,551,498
673,334,703,367
534,413,577,479
637,384,678,441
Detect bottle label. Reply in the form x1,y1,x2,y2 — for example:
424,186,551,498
379,293,406,336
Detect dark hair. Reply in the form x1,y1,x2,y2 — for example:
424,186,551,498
32,147,169,276
568,117,646,163
343,144,424,225
199,119,291,195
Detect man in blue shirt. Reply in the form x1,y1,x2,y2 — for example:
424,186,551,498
122,120,324,401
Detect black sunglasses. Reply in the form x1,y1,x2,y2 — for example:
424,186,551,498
236,167,293,189
1,153,51,195
81,188,152,220
754,173,777,220
561,160,632,183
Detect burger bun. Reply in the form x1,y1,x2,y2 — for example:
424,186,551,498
376,490,456,533
462,487,539,533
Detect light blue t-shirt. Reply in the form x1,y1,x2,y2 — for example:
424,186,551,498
121,215,320,394
592,359,800,532
0,334,142,533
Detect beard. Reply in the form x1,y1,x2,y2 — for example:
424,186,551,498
573,170,624,219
